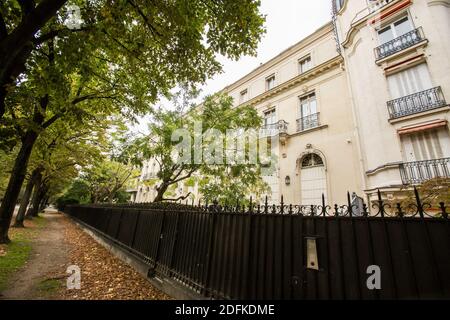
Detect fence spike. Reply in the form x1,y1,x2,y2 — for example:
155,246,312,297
414,186,424,218
377,189,385,218
362,202,369,217
347,191,352,217
249,197,253,213
280,195,284,214
439,202,447,219
264,196,268,214
396,203,404,218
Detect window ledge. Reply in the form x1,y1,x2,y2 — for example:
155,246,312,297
388,105,450,124
289,124,328,138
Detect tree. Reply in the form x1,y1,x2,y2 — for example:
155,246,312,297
0,0,68,119
0,0,266,121
128,91,269,203
13,117,105,225
82,159,140,203
0,0,265,243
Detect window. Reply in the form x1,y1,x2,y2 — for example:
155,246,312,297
266,75,275,91
298,93,319,131
299,93,317,118
401,128,450,162
261,108,277,137
378,16,414,44
301,154,324,168
240,89,248,103
387,63,433,99
299,56,312,74
263,109,276,127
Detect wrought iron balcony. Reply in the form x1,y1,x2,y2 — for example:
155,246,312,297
297,113,320,132
400,158,450,185
387,86,447,119
260,120,289,137
368,0,395,13
142,173,157,180
375,27,426,61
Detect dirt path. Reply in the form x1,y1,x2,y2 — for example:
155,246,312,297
1,210,69,299
1,209,170,300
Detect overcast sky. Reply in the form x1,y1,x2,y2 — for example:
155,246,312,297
199,0,332,98
133,0,332,134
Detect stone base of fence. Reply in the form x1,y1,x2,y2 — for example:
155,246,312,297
67,214,206,300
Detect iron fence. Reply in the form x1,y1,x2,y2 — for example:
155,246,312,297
65,189,450,300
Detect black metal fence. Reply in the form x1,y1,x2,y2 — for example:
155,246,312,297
65,189,450,300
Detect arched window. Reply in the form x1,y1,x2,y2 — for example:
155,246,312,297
301,154,324,168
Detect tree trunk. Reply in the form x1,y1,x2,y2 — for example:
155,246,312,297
0,131,38,243
13,168,41,228
26,182,46,218
39,194,49,212
154,183,170,203
0,85,5,120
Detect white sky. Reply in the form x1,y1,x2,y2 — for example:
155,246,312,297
199,0,332,98
132,0,332,134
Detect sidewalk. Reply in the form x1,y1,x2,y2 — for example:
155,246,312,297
0,209,171,300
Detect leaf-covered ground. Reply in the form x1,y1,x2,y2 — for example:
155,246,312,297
60,216,171,300
1,210,171,300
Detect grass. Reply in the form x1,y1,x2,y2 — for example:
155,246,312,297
36,278,62,295
0,214,47,292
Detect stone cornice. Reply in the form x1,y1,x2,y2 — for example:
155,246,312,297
342,0,409,48
222,22,334,93
236,55,344,108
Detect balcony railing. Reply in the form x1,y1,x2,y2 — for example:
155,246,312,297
400,158,450,185
142,173,157,180
297,113,320,132
260,120,289,137
368,0,395,13
387,86,447,119
375,27,426,61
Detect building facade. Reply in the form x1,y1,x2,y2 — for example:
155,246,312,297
334,0,450,203
134,0,450,206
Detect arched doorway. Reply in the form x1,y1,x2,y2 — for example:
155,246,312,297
300,153,327,205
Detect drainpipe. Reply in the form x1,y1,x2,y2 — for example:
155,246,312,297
334,19,370,199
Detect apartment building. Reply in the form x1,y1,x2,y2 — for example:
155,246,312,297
334,0,450,202
134,0,450,205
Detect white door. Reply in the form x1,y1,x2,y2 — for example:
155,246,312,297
300,154,327,206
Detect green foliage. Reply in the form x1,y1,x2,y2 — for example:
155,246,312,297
127,90,268,202
59,158,140,204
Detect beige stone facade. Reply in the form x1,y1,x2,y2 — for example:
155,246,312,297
135,0,450,206
335,0,450,203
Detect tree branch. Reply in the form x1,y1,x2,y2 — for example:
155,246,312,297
126,0,163,39
33,26,91,45
41,113,61,129
0,11,7,40
162,192,192,202
18,0,36,19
